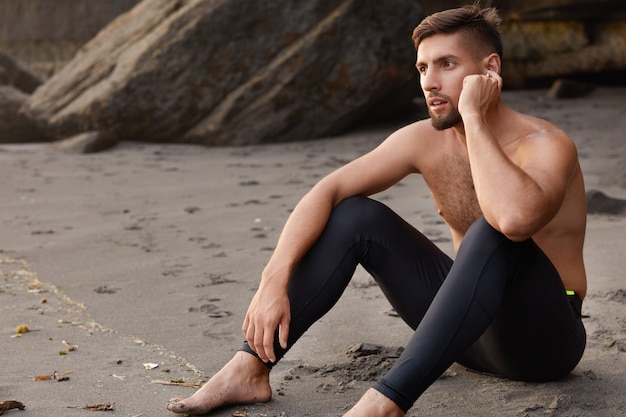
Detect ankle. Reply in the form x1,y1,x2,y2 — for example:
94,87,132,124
231,351,271,382
344,388,404,417
236,350,269,368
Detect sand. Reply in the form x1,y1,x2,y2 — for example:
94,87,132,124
1,87,625,416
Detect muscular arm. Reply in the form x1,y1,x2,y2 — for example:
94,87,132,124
264,126,421,283
243,125,421,361
459,72,578,241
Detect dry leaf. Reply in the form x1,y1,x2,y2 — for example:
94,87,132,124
151,379,202,388
84,402,115,411
0,400,26,415
34,371,57,381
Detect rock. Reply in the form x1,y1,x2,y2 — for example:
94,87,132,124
52,131,118,154
502,19,626,88
346,343,383,357
24,0,423,146
0,85,51,142
418,0,626,21
0,0,140,75
1,0,624,95
586,190,626,216
547,79,597,99
497,0,626,21
0,51,44,93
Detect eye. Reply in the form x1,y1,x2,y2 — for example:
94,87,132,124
417,65,427,75
443,61,455,69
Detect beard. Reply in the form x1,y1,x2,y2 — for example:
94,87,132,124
429,105,463,131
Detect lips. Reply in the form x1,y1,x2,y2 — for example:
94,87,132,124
427,96,448,111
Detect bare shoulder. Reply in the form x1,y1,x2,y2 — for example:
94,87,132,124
513,113,578,169
518,113,575,147
380,118,445,171
386,118,436,142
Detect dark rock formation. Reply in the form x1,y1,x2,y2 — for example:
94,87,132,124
3,0,625,146
419,0,626,22
501,19,626,88
23,0,423,146
0,0,140,74
0,51,44,93
547,79,597,99
493,0,626,21
0,85,51,142
52,131,118,154
586,190,626,216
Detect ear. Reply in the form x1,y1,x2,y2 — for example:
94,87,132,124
483,53,501,75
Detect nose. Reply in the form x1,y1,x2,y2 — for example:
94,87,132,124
420,70,439,93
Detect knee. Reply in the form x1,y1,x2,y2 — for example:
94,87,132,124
329,196,388,232
467,217,494,232
464,217,506,244
456,217,516,262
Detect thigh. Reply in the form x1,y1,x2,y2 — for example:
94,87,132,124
296,196,453,329
341,197,454,329
242,196,454,366
459,239,586,381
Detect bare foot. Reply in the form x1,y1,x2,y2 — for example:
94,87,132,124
342,388,405,417
166,351,272,415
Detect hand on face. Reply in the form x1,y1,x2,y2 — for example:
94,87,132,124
458,69,502,120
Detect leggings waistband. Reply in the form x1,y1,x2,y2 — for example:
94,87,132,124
567,292,583,318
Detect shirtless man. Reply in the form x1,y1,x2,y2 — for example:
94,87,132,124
167,4,587,416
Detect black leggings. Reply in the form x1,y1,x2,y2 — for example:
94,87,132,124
241,196,586,412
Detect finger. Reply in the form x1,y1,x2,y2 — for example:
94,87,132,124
279,318,290,350
245,323,255,351
245,321,262,359
242,315,249,335
486,69,503,87
253,325,268,362
263,327,276,363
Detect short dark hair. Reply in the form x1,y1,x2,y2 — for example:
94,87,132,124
412,3,503,59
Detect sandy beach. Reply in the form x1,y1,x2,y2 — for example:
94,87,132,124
1,87,625,416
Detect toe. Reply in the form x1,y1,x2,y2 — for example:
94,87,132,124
166,399,186,412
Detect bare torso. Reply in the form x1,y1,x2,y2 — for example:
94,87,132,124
415,115,587,298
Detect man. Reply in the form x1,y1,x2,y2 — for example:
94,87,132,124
167,4,587,416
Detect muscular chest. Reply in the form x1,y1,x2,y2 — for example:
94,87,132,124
421,153,483,233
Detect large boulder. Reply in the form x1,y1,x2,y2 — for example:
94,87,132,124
501,19,626,88
0,51,44,93
417,0,626,21
0,85,51,142
0,0,140,75
23,0,422,146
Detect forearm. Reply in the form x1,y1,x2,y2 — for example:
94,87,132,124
261,184,336,288
464,115,545,239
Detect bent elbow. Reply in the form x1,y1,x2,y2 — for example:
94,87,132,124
501,230,531,242
496,216,537,242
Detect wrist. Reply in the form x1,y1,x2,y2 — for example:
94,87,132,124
461,111,486,126
261,259,293,287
